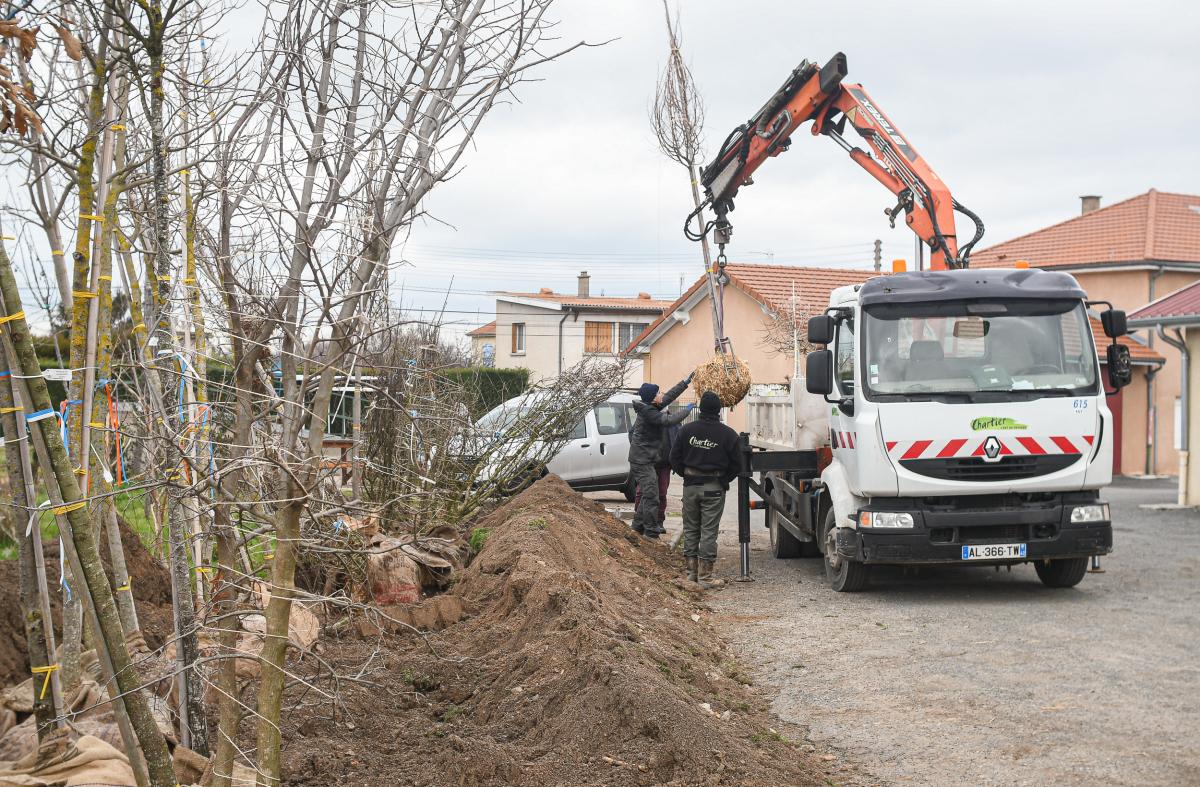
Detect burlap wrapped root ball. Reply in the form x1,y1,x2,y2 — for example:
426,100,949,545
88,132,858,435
691,353,752,407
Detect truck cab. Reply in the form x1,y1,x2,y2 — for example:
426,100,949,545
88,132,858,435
758,267,1132,591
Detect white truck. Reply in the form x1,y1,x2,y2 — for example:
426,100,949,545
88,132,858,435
737,267,1133,591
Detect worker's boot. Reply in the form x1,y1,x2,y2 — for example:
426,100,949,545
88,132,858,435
697,560,725,590
685,556,698,583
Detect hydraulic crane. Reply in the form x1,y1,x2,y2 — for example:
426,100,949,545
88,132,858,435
686,52,985,271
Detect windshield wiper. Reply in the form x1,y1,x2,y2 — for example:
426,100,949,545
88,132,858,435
897,386,979,402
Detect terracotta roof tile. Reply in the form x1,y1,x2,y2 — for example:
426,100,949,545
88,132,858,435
498,291,674,312
466,320,496,337
626,263,876,351
1129,280,1200,322
972,190,1200,269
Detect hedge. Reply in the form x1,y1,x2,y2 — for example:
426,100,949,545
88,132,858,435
441,367,529,416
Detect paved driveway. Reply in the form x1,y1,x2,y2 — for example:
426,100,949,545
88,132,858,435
677,476,1199,785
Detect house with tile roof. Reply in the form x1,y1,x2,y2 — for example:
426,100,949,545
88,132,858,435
972,189,1199,474
1130,281,1200,503
490,272,672,383
625,264,879,432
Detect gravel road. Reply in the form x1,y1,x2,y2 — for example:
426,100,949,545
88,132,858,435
686,476,1200,785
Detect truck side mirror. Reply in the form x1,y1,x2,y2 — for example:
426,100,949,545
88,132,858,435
1101,309,1127,338
1106,344,1132,390
806,350,834,395
808,315,835,345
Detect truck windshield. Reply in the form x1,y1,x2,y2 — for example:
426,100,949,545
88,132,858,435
861,299,1099,401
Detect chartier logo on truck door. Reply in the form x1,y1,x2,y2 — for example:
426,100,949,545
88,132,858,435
970,416,1027,431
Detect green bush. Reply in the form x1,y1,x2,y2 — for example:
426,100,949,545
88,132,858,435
442,367,529,417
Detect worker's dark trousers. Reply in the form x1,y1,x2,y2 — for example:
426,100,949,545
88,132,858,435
634,466,670,526
630,462,665,535
681,480,724,561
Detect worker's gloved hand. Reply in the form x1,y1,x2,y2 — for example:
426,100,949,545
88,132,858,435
686,403,696,412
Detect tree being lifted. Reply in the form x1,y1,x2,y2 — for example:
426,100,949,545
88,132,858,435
651,1,751,405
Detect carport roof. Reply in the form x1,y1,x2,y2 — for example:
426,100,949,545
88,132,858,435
1129,280,1200,328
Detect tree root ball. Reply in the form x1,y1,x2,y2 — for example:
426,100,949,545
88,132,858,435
691,353,751,407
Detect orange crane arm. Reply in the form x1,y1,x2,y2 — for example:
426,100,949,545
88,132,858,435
687,52,984,270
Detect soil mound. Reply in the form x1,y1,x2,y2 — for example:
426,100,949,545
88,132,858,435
0,516,173,686
282,476,828,786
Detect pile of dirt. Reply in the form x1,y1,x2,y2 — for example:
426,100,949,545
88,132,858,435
0,516,174,687
280,475,831,786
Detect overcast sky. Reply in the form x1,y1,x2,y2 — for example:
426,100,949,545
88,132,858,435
390,0,1199,338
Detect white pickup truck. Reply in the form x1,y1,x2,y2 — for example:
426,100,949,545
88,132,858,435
736,267,1133,591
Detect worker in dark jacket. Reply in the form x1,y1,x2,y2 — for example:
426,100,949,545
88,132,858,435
670,391,741,588
628,374,693,538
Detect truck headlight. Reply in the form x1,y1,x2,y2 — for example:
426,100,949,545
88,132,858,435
1070,503,1110,523
858,511,914,528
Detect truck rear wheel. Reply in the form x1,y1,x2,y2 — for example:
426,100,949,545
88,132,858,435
768,506,802,559
823,508,869,592
1034,557,1089,588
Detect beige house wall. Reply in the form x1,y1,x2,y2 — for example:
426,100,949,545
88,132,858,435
469,334,495,363
1184,329,1200,504
640,286,795,433
494,300,648,385
1073,268,1200,475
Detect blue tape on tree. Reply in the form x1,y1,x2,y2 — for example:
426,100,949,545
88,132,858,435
26,409,55,422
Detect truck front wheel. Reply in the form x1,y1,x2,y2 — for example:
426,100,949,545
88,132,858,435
823,508,869,592
1034,557,1089,588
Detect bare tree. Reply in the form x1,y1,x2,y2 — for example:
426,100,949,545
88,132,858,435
651,1,727,353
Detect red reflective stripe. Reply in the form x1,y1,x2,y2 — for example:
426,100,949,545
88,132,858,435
886,441,897,453
848,432,856,448
1083,435,1095,445
998,440,1013,456
936,438,967,458
1016,437,1046,455
902,440,932,460
839,432,847,448
1050,436,1079,454
972,441,987,457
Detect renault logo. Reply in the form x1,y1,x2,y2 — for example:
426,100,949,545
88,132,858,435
982,435,1003,462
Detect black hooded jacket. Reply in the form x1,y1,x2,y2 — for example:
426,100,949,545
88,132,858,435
669,412,741,486
627,377,690,466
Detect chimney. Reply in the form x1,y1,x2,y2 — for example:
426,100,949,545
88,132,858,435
1080,195,1101,215
577,271,590,297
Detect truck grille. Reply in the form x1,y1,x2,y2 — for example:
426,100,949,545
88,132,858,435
901,454,1080,482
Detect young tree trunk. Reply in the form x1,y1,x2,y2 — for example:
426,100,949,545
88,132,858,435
0,244,174,787
0,342,59,741
141,1,210,753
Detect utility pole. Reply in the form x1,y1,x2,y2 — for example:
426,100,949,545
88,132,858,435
873,239,882,272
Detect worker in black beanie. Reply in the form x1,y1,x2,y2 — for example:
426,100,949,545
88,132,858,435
670,391,741,587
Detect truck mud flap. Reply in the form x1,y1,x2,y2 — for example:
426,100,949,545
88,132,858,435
836,528,859,560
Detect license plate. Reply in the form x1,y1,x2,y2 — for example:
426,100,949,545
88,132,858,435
961,543,1027,561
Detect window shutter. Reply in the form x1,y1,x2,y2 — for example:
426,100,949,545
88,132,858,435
585,321,614,353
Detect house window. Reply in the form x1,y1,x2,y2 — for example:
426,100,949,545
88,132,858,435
584,321,615,354
511,323,526,354
618,322,649,351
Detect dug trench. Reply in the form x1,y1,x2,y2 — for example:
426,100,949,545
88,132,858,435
0,514,175,688
282,475,865,786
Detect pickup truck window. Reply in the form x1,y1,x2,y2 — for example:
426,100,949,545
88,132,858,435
594,403,627,435
862,299,1099,401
